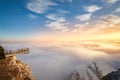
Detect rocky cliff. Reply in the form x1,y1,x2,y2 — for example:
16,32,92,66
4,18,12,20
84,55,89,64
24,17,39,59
101,68,120,80
0,56,35,80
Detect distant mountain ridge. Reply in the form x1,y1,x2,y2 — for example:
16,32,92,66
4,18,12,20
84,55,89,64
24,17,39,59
101,68,120,80
65,69,120,80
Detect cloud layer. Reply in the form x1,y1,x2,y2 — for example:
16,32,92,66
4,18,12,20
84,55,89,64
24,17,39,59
27,0,56,13
1,41,120,80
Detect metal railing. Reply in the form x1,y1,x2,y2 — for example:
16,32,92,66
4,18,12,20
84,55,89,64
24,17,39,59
5,48,29,57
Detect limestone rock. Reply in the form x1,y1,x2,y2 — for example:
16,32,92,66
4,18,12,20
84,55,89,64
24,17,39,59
0,56,35,80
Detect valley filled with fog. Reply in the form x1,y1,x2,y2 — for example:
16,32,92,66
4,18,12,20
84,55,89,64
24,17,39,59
1,40,120,80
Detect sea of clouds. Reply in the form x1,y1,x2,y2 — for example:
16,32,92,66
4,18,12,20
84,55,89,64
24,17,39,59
1,41,120,80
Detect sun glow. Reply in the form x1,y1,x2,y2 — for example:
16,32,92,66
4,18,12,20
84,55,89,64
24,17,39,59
26,30,120,42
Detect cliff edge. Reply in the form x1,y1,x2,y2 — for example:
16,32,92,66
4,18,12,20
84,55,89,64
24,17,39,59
101,68,120,80
0,56,35,80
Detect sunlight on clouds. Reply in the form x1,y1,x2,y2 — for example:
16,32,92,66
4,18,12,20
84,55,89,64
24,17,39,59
3,41,118,80
25,0,120,34
96,32,120,40
1,0,120,79
72,14,120,41
63,46,109,60
84,5,102,13
75,13,92,21
6,0,119,42
91,15,120,33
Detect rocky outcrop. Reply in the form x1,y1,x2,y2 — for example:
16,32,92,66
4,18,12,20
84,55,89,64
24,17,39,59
0,46,5,59
65,71,81,80
101,68,120,80
0,56,35,80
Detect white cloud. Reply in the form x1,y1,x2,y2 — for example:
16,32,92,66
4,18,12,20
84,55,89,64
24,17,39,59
27,0,56,14
46,14,69,32
75,5,101,22
84,5,102,13
113,7,120,13
67,0,73,3
88,14,120,33
46,14,66,22
60,0,73,3
46,14,58,20
75,22,89,28
97,15,120,26
75,13,92,21
73,22,89,32
103,0,119,4
46,21,69,32
58,9,70,14
73,14,120,33
28,14,38,19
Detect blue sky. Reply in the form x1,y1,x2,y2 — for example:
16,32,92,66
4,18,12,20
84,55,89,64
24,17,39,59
0,0,120,41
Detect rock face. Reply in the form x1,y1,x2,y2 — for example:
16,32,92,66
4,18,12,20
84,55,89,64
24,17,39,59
101,68,120,80
65,71,80,80
0,56,35,80
0,46,5,59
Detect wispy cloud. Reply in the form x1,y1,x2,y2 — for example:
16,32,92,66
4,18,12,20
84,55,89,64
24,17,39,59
46,14,58,20
74,14,120,34
113,7,120,13
75,13,92,21
46,14,66,22
73,22,89,32
67,0,73,3
84,5,102,13
98,15,120,25
94,15,120,33
60,0,73,3
46,14,69,32
58,9,70,14
28,14,38,19
27,0,57,14
75,22,89,28
102,0,119,5
75,5,101,22
46,21,69,32
26,0,119,34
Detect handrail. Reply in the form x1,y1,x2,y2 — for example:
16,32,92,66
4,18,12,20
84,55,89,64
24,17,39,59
5,48,29,57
